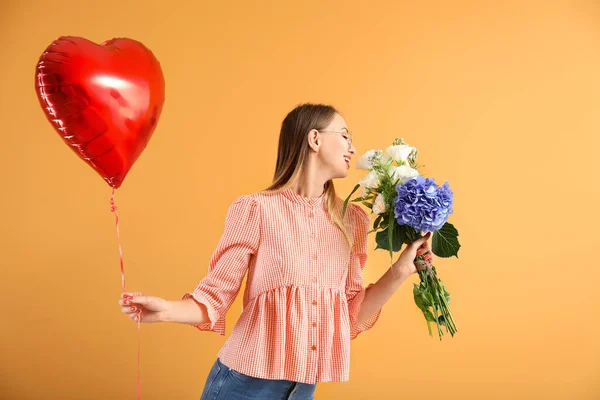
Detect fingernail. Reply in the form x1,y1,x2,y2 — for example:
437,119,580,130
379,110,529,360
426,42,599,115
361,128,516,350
131,306,136,311
124,300,130,305
136,309,141,314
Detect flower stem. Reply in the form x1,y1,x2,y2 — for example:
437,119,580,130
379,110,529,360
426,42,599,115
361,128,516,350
416,260,458,339
432,271,457,335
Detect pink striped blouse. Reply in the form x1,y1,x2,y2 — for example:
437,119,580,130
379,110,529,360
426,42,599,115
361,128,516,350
182,188,382,384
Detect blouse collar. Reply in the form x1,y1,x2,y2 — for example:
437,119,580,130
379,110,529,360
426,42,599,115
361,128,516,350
281,188,327,208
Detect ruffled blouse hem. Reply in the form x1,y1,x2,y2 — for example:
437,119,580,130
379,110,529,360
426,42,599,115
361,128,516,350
348,283,382,340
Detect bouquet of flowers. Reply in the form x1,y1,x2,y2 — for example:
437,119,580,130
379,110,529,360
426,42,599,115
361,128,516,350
343,138,461,340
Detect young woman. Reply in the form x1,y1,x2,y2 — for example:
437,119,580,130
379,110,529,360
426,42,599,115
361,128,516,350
118,103,434,400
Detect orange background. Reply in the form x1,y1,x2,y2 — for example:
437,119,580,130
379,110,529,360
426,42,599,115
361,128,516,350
1,1,598,399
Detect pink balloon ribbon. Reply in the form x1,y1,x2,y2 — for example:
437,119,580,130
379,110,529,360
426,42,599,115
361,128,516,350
110,188,142,399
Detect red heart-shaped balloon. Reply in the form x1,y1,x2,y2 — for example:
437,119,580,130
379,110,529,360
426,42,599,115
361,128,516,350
35,36,165,188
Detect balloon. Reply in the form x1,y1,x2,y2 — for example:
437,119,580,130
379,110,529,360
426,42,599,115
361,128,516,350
34,36,165,189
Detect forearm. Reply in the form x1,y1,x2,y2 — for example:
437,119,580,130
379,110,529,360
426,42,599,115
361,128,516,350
161,298,209,325
355,263,410,326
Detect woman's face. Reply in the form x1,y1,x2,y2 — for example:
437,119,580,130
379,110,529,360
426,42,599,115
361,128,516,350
315,113,357,179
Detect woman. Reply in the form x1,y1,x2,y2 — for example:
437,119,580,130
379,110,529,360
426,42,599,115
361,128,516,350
118,103,434,400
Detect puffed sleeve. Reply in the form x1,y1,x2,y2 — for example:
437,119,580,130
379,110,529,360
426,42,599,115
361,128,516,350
182,194,260,335
346,204,382,340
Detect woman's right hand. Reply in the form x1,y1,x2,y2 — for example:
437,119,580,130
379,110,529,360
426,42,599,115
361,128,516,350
119,292,172,323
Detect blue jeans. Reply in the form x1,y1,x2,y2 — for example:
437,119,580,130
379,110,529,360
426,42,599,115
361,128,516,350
200,358,317,400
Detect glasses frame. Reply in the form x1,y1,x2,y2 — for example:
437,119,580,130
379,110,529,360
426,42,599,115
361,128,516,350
317,130,353,147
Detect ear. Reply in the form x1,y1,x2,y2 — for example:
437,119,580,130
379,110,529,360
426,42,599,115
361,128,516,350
307,129,320,152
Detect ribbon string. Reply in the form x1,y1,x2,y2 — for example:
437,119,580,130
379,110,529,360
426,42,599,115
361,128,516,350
111,188,141,400
110,188,126,292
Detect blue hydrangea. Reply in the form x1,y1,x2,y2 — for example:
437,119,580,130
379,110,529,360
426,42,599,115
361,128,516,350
394,176,454,233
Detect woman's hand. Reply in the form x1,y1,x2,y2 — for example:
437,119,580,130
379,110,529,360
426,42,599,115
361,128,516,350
118,292,172,323
393,232,434,277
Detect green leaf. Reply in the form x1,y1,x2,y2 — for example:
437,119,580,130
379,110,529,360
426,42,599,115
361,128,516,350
362,201,373,209
439,280,451,304
342,184,360,218
399,224,419,245
379,214,389,229
413,283,432,311
351,195,374,203
425,289,436,308
423,309,436,322
373,215,383,231
431,222,461,258
375,216,403,252
437,314,447,327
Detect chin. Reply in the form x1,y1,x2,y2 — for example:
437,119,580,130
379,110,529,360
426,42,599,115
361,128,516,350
334,169,349,180
327,164,349,180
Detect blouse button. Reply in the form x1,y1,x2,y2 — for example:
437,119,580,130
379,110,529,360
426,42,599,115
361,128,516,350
308,212,314,218
312,255,318,260
311,345,317,351
312,300,317,306
312,322,317,327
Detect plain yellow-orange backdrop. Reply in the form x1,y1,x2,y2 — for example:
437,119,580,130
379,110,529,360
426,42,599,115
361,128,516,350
1,1,599,399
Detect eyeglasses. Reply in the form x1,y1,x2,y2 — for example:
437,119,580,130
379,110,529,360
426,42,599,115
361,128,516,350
317,130,353,147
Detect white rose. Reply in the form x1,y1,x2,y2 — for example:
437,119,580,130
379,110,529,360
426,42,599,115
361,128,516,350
358,170,380,189
372,193,388,215
384,144,414,163
356,149,382,170
390,164,419,184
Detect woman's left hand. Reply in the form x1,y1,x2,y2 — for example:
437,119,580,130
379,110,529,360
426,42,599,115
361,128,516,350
393,231,434,277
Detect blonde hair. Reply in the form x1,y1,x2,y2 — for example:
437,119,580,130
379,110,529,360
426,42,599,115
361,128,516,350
263,103,353,247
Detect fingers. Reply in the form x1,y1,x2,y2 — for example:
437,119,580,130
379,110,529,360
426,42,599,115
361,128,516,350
415,233,434,262
416,249,433,261
413,232,431,247
128,295,154,306
121,305,140,314
129,311,142,322
416,232,432,248
120,292,151,305
420,232,432,242
418,249,433,262
119,292,143,323
118,295,142,307
121,292,143,299
120,304,142,322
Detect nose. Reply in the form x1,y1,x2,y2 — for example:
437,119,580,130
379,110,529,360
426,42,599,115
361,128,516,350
349,143,357,154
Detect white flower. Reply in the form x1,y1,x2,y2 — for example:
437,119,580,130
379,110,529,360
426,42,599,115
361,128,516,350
384,144,415,164
356,151,374,170
358,170,380,189
390,164,419,184
356,149,383,170
361,186,368,197
372,193,388,215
